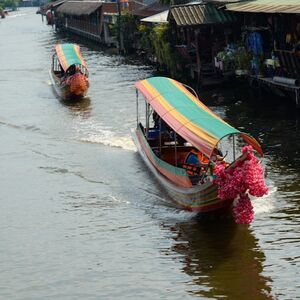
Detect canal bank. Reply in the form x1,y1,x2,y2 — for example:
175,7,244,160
42,0,300,109
0,8,300,300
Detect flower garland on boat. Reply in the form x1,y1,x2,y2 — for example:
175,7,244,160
65,73,89,96
214,145,268,224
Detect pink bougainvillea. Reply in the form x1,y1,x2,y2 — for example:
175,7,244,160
213,145,268,224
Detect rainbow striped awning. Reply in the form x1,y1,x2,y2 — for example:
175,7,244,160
135,77,263,157
55,43,87,72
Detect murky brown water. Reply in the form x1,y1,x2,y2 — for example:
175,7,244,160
0,8,299,300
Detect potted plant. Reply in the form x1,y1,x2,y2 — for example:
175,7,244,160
235,47,251,76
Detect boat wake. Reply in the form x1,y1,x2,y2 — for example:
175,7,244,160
6,13,27,18
252,178,277,215
80,130,136,151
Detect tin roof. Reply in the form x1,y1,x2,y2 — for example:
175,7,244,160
169,3,236,26
56,1,103,16
226,0,300,14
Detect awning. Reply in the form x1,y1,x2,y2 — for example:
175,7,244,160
55,43,87,72
135,77,263,157
226,0,300,14
168,3,237,26
141,10,169,23
56,1,103,16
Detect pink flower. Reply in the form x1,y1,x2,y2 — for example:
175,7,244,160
233,193,254,224
213,145,268,224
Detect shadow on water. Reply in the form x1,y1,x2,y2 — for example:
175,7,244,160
61,96,92,117
198,80,300,172
163,219,275,300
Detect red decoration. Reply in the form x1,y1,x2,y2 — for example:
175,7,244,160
214,145,268,224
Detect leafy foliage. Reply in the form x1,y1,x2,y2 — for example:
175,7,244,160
0,0,19,10
113,16,182,77
112,12,138,54
149,24,182,77
138,24,152,51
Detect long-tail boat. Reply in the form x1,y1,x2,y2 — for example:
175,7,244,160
132,77,268,224
50,43,89,100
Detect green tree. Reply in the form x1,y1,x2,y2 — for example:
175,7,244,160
149,24,182,77
0,0,20,10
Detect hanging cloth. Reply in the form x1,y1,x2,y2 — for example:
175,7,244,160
247,32,263,56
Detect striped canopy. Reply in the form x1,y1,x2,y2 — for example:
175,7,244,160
135,77,263,158
55,43,87,72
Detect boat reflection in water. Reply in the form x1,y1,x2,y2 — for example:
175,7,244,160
63,96,92,118
163,219,275,299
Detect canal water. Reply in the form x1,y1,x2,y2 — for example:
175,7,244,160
0,8,299,300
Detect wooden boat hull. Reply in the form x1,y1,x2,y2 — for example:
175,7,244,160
49,69,88,101
132,126,234,213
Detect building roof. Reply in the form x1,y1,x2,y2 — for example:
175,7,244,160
133,2,169,17
141,9,169,23
56,1,103,16
51,0,70,9
41,0,68,12
168,3,236,27
226,0,300,14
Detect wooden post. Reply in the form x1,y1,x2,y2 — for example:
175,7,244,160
159,117,162,155
296,89,300,109
136,89,139,126
117,0,122,53
195,29,201,89
233,135,236,161
146,102,150,137
174,132,177,167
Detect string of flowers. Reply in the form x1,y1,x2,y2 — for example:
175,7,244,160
214,145,268,224
66,73,89,95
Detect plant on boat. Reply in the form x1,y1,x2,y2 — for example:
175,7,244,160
214,145,268,224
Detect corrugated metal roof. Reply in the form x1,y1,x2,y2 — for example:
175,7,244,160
169,3,236,26
56,1,103,16
227,0,300,14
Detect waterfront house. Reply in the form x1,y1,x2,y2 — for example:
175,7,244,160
226,0,300,107
54,0,143,46
55,1,107,43
167,2,237,86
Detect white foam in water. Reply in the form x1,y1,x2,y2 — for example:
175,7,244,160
151,205,198,222
7,13,26,18
252,178,277,215
73,119,137,151
108,194,130,204
81,130,137,151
